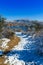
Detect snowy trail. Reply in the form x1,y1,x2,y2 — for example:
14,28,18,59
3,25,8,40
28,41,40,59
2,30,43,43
7,32,43,65
0,32,43,65
13,32,36,51
13,32,34,50
6,32,35,65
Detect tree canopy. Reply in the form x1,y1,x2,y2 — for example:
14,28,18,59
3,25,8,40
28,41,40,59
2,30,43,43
0,16,6,32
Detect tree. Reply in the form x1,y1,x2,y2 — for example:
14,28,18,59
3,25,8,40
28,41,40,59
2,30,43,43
0,16,6,38
32,21,42,31
0,15,6,32
2,29,14,38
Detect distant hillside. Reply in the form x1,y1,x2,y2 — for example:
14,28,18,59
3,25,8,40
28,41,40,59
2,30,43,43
5,20,43,34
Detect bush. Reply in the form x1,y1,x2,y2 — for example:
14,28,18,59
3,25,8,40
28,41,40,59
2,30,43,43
2,29,14,38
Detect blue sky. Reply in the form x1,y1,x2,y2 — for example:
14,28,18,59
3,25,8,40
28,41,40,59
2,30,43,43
0,0,43,21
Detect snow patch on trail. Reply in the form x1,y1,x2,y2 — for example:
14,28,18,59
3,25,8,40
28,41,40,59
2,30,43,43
7,56,25,65
13,37,29,50
12,32,35,50
4,54,25,65
1,38,10,49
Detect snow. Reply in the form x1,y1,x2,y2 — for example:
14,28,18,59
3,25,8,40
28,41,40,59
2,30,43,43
15,32,22,35
0,32,43,65
12,35,29,50
4,53,25,65
7,56,25,65
1,38,10,48
12,32,35,50
4,59,8,64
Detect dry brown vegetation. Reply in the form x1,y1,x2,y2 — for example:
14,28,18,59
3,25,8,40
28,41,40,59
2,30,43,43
0,35,20,65
5,35,20,52
0,36,20,51
0,56,9,65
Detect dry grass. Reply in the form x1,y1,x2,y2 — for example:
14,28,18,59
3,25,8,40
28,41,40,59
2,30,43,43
0,40,4,44
0,40,2,44
0,56,9,65
5,35,20,51
0,35,20,65
0,35,20,51
0,40,4,50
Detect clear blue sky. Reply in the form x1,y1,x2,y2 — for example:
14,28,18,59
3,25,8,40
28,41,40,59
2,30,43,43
0,0,43,21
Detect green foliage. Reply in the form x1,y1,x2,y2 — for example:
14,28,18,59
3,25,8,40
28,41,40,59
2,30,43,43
32,21,42,31
0,16,6,38
3,29,14,38
0,16,6,32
